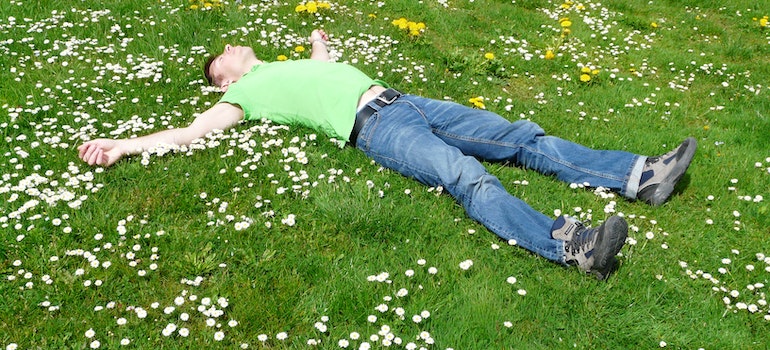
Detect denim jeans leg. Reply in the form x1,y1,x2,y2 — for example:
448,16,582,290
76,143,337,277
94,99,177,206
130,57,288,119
355,98,565,262
408,96,645,198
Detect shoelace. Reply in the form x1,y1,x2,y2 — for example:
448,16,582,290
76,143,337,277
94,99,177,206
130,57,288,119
646,146,681,166
565,226,596,255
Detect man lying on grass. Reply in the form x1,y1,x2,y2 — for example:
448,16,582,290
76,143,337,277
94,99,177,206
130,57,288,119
78,29,697,280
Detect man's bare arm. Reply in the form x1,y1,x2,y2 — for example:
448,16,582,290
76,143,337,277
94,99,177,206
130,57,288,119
78,103,244,167
309,29,330,61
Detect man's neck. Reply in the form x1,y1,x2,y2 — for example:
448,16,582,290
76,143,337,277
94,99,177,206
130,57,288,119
248,59,263,70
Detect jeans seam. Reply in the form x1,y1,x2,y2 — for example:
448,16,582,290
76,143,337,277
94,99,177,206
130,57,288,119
433,129,627,183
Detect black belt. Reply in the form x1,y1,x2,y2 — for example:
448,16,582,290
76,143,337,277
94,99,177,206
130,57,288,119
349,88,402,147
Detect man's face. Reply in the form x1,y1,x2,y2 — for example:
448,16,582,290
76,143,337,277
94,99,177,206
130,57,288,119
207,44,257,91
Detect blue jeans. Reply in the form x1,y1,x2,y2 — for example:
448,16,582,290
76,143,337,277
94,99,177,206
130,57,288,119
355,95,645,263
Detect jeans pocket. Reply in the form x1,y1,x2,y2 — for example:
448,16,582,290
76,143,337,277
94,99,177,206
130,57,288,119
356,112,381,152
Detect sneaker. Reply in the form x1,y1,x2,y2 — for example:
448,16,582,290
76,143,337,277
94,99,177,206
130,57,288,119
638,137,697,206
564,216,628,280
550,215,584,241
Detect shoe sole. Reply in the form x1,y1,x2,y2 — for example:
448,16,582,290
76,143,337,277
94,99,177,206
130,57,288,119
590,216,628,280
647,137,697,206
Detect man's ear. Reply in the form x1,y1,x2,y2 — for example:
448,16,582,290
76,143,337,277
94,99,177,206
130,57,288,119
220,80,231,92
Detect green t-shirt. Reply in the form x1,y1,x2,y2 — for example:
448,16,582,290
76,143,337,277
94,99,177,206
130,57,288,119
218,59,387,145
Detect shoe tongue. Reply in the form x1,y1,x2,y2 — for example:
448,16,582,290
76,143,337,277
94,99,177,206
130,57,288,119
572,228,596,249
564,222,581,238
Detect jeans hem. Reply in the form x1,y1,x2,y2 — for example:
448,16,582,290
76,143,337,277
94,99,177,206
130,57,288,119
624,156,647,199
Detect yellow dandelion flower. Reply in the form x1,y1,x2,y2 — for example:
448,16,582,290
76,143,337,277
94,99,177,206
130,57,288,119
203,2,212,8
591,69,600,75
559,18,572,28
544,50,555,60
318,1,331,9
651,22,659,28
580,66,592,74
561,28,571,36
760,17,768,28
703,125,710,131
190,4,199,10
393,18,409,30
306,1,318,13
277,55,288,61
368,13,377,19
295,45,305,53
580,74,591,82
393,18,425,36
295,4,306,12
469,97,486,109
576,4,585,10
484,52,495,60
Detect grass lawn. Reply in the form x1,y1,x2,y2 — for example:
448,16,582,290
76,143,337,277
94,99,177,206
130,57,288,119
1,0,769,348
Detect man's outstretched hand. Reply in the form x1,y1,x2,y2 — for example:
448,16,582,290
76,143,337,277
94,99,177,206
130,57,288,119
309,29,329,45
308,29,331,61
78,139,124,167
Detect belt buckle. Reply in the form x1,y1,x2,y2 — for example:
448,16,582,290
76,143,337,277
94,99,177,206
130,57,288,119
376,89,400,105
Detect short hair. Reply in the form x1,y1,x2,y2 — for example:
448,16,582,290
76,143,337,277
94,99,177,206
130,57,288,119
203,54,218,86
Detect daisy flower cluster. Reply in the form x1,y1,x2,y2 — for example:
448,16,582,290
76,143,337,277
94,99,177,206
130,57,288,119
531,0,656,81
5,212,242,346
680,251,770,321
238,258,453,349
358,259,443,348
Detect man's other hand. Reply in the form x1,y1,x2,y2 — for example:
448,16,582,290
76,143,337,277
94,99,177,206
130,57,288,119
77,139,124,167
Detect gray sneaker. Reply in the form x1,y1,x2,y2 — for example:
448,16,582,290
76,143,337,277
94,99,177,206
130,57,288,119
550,215,585,241
563,216,628,280
638,137,697,206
